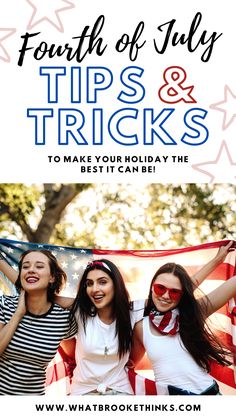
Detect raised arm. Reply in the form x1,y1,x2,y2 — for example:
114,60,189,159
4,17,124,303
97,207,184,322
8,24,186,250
191,241,234,289
54,296,75,309
0,252,75,308
200,274,236,318
0,253,18,284
0,291,26,355
128,320,146,368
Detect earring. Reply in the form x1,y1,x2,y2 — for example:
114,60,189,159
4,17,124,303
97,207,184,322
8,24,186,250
91,305,96,315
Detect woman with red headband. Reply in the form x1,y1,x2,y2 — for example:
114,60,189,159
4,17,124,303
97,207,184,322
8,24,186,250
129,248,236,396
67,258,145,395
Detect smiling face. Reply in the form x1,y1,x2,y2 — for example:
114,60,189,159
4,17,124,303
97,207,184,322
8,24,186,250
152,272,183,312
20,251,55,293
85,269,115,312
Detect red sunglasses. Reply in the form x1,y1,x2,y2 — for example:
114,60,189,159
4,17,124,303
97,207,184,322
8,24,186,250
153,283,183,301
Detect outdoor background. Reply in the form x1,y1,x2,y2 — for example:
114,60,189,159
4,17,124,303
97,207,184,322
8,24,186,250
0,183,235,248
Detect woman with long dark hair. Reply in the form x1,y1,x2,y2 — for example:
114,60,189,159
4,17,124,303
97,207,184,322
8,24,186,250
129,260,236,395
68,259,144,395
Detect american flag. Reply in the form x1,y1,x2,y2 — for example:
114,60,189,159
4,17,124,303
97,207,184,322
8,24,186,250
0,238,235,395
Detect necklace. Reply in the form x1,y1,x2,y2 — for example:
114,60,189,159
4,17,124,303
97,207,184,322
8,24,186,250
96,316,115,356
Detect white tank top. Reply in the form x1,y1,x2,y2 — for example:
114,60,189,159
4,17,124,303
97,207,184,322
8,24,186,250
142,316,214,395
71,300,145,395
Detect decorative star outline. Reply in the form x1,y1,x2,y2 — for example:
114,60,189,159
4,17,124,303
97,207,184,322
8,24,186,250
192,141,236,183
26,0,75,33
0,28,16,62
210,85,236,130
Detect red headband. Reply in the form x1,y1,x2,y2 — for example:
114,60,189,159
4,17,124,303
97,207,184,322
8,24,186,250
87,261,111,272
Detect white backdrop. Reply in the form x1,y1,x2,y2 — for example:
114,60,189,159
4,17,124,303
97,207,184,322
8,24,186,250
0,0,235,183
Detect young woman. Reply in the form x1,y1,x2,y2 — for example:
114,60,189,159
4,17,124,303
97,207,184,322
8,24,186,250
0,250,77,395
67,259,144,395
129,255,236,395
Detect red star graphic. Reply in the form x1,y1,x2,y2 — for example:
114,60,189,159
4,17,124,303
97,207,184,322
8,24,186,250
210,85,236,130
26,0,75,33
192,141,236,183
0,28,16,63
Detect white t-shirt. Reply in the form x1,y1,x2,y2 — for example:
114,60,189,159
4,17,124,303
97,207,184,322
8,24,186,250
71,300,145,395
142,316,214,395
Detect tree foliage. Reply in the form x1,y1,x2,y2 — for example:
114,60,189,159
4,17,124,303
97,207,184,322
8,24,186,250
72,183,235,249
0,183,235,249
0,184,90,243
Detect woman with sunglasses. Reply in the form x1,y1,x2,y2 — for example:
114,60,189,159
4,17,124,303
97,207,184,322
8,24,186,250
129,250,236,395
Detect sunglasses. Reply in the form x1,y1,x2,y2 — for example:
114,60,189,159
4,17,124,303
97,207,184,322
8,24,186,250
153,283,183,301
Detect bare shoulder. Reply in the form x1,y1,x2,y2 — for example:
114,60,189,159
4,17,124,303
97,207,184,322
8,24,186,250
134,319,143,338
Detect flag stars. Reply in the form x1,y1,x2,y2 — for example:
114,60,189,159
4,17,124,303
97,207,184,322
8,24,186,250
61,261,68,269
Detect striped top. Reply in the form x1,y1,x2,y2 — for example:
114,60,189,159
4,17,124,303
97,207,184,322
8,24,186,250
0,295,77,395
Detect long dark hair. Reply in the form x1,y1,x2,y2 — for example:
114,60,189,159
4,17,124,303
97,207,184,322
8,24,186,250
145,262,231,371
15,249,67,303
70,258,132,359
